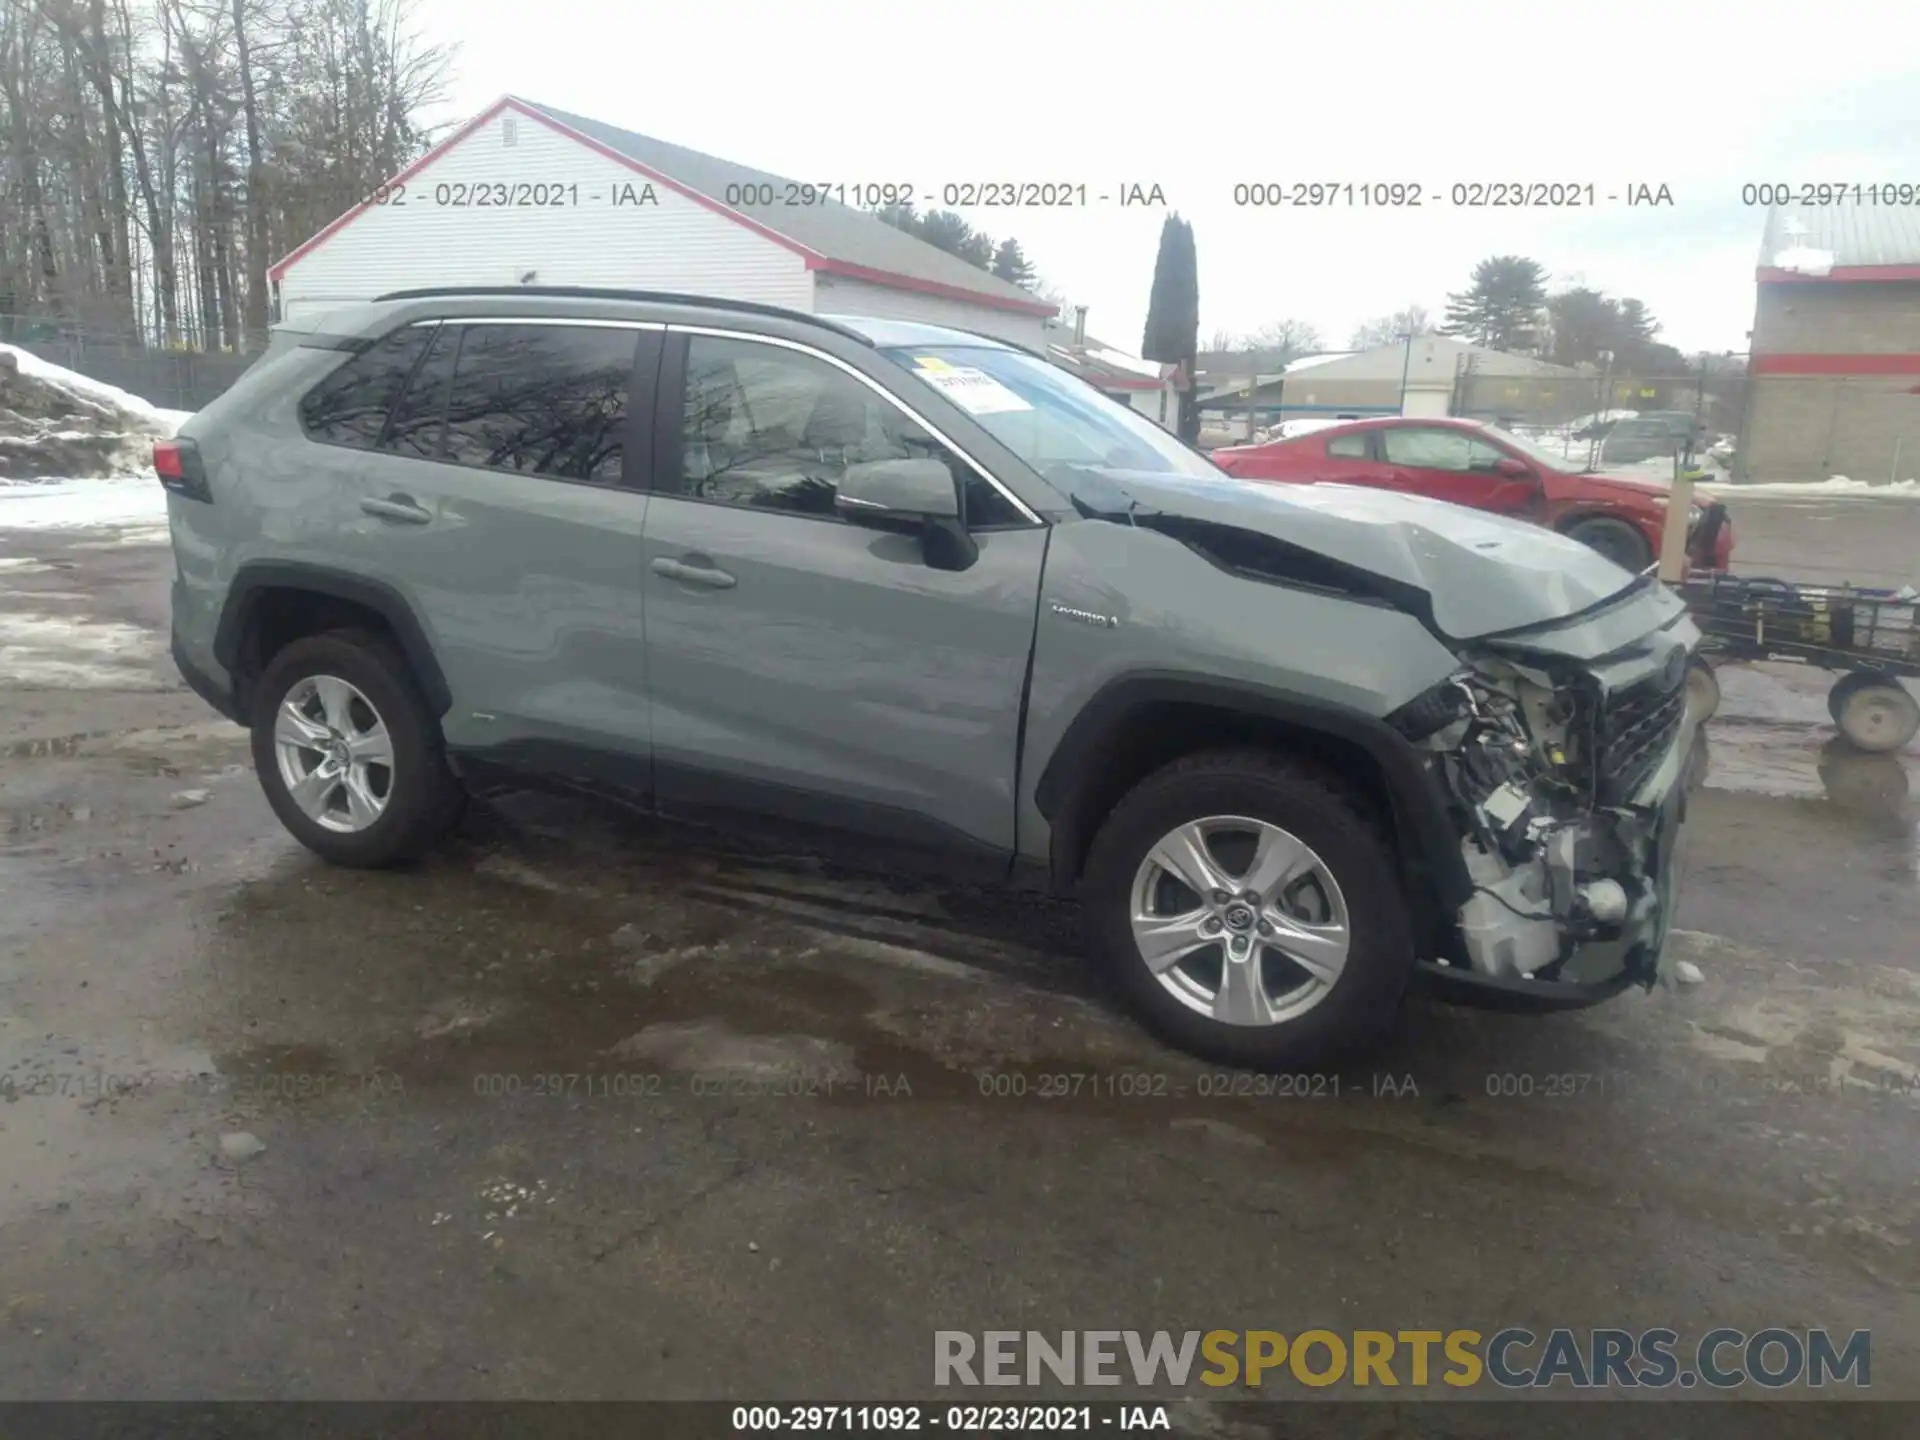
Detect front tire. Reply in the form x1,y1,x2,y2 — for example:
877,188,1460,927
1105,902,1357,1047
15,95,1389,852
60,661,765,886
1565,515,1655,572
250,629,465,867
1080,749,1416,1069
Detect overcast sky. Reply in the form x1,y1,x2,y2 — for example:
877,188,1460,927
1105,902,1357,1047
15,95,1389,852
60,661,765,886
413,0,1917,356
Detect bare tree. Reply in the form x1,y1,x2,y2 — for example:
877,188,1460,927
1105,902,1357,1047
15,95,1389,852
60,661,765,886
0,0,450,349
1349,304,1435,350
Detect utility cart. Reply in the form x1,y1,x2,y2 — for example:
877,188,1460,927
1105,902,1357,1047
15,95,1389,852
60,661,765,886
1677,573,1920,753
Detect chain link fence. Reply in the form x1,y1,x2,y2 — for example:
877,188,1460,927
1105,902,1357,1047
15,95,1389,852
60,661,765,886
1456,361,1918,487
1454,365,1751,477
0,315,258,413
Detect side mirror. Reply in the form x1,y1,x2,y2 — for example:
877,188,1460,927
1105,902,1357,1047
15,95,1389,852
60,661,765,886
835,457,959,524
835,457,978,572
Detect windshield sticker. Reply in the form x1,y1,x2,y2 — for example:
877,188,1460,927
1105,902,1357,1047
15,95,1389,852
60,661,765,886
911,360,1033,415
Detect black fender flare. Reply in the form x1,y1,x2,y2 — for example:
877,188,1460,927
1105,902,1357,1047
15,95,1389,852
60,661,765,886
1032,673,1472,924
213,561,453,716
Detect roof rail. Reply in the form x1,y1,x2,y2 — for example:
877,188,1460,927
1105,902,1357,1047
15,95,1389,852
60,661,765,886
368,286,876,345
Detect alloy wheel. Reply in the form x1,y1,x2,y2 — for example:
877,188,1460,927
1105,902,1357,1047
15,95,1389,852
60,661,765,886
272,674,395,833
1128,815,1351,1027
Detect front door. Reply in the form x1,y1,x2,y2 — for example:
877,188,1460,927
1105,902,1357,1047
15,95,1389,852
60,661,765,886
637,329,1047,871
1377,425,1539,513
299,317,659,764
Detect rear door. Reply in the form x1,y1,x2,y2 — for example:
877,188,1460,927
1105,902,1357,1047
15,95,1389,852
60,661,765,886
1377,425,1537,512
1311,427,1394,487
300,317,660,764
635,328,1047,872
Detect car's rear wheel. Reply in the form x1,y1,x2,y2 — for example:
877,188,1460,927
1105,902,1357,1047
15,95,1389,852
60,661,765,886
250,630,465,867
1080,749,1415,1069
1565,515,1655,572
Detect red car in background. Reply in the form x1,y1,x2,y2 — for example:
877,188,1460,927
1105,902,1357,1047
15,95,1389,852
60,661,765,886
1210,416,1733,574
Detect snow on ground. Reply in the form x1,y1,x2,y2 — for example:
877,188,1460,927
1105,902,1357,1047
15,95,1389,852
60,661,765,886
1704,475,1920,499
0,610,172,689
0,477,169,530
1,343,193,434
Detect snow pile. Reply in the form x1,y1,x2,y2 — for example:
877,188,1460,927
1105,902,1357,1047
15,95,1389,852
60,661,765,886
1770,245,1835,277
1568,409,1639,431
1706,475,1920,499
0,343,191,480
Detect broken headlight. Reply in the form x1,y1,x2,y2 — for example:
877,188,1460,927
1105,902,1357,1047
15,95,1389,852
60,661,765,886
1389,664,1591,861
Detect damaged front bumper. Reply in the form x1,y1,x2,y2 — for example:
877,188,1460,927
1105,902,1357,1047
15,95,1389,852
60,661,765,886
1398,607,1702,1012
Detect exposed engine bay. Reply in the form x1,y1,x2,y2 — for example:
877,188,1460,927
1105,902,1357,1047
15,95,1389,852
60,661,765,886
1392,649,1695,991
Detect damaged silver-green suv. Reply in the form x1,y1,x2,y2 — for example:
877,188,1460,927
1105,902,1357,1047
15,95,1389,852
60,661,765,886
161,287,1702,1067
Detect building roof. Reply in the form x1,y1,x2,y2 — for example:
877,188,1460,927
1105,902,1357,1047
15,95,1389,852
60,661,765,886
271,97,1058,318
1758,202,1920,280
515,99,1055,315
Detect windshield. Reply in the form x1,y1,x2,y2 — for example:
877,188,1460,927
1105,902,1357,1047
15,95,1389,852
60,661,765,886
881,344,1221,482
1476,422,1591,473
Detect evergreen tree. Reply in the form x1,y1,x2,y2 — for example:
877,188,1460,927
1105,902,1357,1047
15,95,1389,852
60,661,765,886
1140,215,1200,440
991,237,1037,288
1442,256,1549,351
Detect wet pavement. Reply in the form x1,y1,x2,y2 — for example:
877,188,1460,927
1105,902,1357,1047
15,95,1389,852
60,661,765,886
2,495,1918,1416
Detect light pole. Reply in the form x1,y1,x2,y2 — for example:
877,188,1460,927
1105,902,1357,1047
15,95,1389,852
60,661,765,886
1397,332,1415,415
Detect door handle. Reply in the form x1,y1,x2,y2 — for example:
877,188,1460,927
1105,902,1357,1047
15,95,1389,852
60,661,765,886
651,556,737,590
360,495,432,525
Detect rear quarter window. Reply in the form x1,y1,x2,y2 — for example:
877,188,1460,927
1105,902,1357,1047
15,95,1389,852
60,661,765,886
298,325,435,448
1326,432,1368,458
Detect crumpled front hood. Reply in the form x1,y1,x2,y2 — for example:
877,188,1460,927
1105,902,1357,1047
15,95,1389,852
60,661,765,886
1060,468,1644,641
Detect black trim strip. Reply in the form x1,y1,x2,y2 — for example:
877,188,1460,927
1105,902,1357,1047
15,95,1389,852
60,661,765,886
625,328,665,492
369,287,877,346
213,562,454,717
170,632,241,723
654,759,1014,884
1033,672,1473,915
649,331,688,496
1413,959,1641,1013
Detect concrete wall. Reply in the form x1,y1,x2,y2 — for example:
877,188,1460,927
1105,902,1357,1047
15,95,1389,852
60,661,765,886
1743,280,1920,482
1752,281,1920,354
1743,375,1919,484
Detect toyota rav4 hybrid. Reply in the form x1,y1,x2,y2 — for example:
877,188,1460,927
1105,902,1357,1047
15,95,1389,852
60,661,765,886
160,289,1703,1067
1210,415,1733,576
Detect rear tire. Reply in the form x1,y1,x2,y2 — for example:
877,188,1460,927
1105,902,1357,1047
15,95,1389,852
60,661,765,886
1080,748,1415,1069
249,629,465,867
1565,515,1654,572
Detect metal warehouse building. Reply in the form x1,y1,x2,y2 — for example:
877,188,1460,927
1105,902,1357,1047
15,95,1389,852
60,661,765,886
1741,204,1920,484
269,96,1058,349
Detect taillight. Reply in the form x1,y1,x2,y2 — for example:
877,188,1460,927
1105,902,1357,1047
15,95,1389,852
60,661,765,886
153,439,211,502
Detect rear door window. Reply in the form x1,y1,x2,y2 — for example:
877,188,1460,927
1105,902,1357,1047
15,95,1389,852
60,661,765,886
439,323,638,483
299,325,435,448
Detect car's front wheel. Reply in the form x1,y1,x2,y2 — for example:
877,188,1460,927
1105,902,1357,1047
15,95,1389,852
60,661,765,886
1080,749,1416,1069
1565,515,1655,572
249,630,465,867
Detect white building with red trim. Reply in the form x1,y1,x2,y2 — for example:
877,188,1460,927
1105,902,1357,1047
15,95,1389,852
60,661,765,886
1743,203,1920,482
269,96,1058,347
